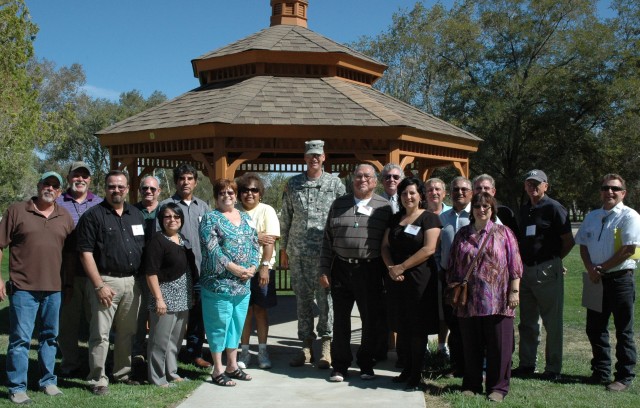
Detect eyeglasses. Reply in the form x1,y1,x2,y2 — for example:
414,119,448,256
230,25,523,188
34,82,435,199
240,187,260,194
472,204,491,210
452,187,471,193
141,186,157,192
600,185,624,192
162,215,181,220
355,174,374,180
219,190,235,196
107,184,127,191
42,181,61,189
71,173,91,179
384,174,401,181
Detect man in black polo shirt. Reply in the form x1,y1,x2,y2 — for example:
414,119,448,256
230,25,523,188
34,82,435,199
514,169,574,381
319,164,392,382
76,170,145,395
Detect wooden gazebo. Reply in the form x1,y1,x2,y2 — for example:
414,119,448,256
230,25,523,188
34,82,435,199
97,0,481,200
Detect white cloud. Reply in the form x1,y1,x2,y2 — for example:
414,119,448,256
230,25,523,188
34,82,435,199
81,84,120,101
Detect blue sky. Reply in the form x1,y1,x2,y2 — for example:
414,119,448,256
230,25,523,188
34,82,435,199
26,0,614,101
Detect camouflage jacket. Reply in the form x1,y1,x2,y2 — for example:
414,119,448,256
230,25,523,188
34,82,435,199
280,171,346,256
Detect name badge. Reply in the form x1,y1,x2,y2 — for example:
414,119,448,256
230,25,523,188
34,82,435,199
356,206,373,216
404,224,421,235
247,219,256,229
526,225,536,236
132,225,145,236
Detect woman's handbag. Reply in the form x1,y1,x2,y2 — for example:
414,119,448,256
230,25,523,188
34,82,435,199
445,229,493,308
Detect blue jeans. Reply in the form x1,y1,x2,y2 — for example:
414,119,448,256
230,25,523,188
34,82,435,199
6,290,61,394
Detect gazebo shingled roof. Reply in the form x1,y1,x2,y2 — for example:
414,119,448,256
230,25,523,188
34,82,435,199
97,0,481,201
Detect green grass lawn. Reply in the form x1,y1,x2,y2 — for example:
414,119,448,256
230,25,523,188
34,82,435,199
0,249,208,407
429,247,640,407
1,247,638,407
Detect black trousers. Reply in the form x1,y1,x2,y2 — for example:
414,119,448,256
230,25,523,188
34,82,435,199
330,258,385,373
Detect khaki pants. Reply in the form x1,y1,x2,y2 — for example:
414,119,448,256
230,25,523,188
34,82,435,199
87,275,140,386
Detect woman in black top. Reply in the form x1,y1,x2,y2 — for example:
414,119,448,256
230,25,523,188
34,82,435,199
144,203,195,387
381,177,442,390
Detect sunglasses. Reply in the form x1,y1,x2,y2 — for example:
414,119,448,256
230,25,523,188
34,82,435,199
219,190,235,196
472,204,491,210
600,185,624,192
162,215,181,220
241,187,260,194
42,181,61,189
384,174,401,181
141,186,157,192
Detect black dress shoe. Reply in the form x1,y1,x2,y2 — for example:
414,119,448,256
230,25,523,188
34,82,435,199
511,366,535,378
586,373,610,385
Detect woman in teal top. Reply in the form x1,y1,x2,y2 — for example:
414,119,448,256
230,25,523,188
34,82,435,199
200,179,259,387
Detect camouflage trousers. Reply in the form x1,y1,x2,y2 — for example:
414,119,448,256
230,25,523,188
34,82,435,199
289,254,333,340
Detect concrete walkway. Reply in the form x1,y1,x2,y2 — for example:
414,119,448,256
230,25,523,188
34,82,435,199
177,296,425,408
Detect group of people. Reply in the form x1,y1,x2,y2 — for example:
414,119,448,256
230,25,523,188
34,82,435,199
0,140,637,404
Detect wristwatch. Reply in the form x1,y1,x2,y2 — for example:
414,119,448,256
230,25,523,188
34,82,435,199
261,261,270,267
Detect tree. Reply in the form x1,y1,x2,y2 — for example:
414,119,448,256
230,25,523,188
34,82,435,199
353,0,637,210
0,0,42,211
44,89,167,196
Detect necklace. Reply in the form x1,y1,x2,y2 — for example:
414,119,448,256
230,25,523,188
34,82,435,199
354,205,362,228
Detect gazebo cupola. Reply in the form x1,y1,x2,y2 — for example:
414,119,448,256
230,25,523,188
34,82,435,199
190,1,386,89
270,0,308,27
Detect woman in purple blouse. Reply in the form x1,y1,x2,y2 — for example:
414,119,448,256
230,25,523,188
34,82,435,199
446,192,523,402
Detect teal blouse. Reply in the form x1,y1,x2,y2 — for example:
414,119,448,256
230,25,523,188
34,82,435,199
199,209,259,295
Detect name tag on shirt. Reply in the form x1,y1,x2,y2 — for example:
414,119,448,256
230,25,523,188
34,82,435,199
132,224,145,236
404,225,421,235
247,219,256,229
526,225,536,236
356,206,373,216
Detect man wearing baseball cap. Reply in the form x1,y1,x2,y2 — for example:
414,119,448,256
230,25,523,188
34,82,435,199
57,161,103,377
513,169,574,382
0,171,74,404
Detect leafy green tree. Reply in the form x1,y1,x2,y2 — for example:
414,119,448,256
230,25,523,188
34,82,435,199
353,0,637,211
44,89,167,196
0,0,42,210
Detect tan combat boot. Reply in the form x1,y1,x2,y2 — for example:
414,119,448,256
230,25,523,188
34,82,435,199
317,337,331,369
289,339,314,367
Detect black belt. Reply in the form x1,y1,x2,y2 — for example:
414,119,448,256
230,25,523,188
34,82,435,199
100,271,135,278
337,256,379,264
601,269,633,280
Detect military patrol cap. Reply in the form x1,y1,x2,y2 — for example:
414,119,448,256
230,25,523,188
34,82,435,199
305,140,325,155
525,169,548,183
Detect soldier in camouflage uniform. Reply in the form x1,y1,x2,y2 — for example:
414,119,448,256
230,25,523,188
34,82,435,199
280,140,346,369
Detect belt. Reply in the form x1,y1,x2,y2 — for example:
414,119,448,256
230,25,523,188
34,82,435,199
337,256,379,264
601,269,633,280
100,271,135,278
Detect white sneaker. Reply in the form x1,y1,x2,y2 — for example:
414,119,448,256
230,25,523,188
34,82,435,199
329,370,344,382
258,349,272,369
238,348,251,369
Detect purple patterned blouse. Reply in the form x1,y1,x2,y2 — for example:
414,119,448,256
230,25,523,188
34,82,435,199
446,220,523,318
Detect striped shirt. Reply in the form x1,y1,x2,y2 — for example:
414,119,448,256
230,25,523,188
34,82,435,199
319,194,392,276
